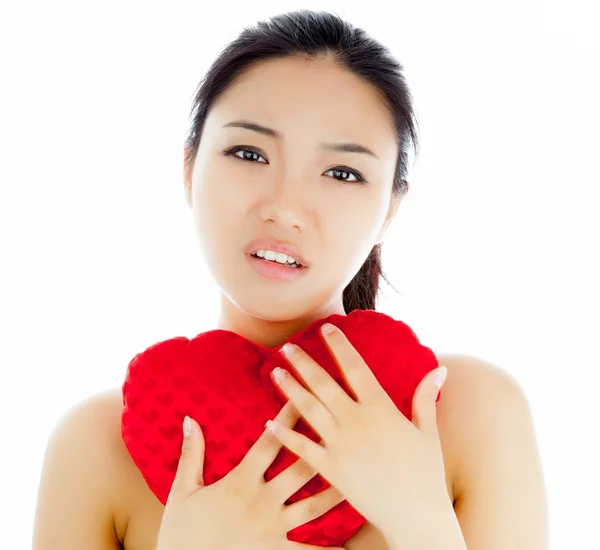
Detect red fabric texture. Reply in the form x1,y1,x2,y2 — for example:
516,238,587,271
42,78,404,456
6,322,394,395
121,309,440,546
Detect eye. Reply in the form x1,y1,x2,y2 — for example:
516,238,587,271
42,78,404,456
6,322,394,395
323,166,366,184
223,146,268,164
223,147,366,184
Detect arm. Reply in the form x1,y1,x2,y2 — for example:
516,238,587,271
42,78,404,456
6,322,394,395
447,355,549,550
345,355,549,550
32,391,122,550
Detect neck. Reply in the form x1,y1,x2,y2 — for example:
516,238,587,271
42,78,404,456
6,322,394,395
216,293,346,348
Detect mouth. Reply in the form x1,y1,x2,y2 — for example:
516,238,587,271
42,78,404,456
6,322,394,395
245,250,309,282
244,238,309,268
249,250,304,269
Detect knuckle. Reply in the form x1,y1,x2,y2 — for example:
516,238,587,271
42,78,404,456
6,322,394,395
279,403,301,424
306,372,324,390
293,459,315,480
255,432,277,453
223,473,247,499
341,400,360,420
319,487,343,511
306,498,322,519
330,487,345,505
241,434,278,471
330,392,349,413
294,438,308,456
254,433,270,451
179,447,193,461
326,391,340,409
304,399,319,418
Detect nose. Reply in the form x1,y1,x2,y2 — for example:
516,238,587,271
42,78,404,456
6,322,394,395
258,176,308,233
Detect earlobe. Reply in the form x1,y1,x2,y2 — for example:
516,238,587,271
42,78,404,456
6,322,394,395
376,216,392,245
375,222,390,246
377,193,402,243
388,191,402,218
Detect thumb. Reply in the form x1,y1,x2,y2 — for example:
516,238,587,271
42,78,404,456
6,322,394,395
171,415,206,496
411,366,447,437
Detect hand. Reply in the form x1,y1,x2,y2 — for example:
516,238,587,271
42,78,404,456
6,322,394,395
156,401,347,550
266,323,453,548
343,521,391,550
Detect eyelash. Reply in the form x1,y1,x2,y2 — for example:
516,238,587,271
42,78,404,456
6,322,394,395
223,145,367,184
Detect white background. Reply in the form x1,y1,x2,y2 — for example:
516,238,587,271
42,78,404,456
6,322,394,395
1,1,598,549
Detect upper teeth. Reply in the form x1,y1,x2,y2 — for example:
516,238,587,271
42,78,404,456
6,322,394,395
254,249,299,265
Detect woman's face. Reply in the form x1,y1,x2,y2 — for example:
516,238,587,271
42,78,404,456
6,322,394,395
184,55,399,323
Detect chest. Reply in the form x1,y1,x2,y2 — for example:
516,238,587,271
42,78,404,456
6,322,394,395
116,458,456,550
115,463,164,550
116,370,462,549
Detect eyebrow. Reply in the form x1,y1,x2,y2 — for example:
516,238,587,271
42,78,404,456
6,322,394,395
222,120,380,159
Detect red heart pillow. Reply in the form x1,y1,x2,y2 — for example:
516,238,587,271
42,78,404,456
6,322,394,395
121,309,440,547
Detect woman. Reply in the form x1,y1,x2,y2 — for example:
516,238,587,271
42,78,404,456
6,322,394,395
32,10,549,550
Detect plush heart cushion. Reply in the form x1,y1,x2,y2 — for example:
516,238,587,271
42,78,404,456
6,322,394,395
121,309,440,546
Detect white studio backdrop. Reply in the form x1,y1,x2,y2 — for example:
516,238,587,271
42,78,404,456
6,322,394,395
0,1,598,549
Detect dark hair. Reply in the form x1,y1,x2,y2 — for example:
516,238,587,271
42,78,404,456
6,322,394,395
184,9,420,313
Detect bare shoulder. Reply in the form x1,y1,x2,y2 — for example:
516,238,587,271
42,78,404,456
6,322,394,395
434,353,531,495
33,388,152,549
434,353,549,549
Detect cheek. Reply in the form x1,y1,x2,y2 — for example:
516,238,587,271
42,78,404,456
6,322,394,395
320,193,388,275
325,192,384,244
194,162,245,224
191,165,237,256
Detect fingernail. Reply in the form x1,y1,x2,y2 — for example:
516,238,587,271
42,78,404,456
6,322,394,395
432,367,448,389
280,343,296,358
321,323,336,335
183,415,192,437
272,367,287,383
265,419,279,432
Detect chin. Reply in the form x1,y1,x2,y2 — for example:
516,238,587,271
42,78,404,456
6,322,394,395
213,255,342,323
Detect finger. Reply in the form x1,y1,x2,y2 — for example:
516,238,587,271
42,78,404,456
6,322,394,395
267,446,324,501
272,365,337,440
412,367,447,439
319,323,383,404
238,401,301,477
170,416,205,499
280,342,353,420
282,485,346,531
266,420,328,475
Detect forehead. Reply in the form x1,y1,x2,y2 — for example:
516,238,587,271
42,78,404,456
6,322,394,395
208,56,396,152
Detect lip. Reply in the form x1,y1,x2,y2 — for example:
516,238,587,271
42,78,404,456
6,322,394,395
246,254,308,282
244,238,309,267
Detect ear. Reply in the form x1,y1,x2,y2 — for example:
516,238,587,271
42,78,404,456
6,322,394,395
376,192,402,244
183,147,194,209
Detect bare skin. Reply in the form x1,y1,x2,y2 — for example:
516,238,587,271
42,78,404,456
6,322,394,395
32,55,548,549
32,353,548,550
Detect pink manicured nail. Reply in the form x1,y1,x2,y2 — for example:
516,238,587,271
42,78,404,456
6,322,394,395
183,416,192,437
265,420,280,432
432,367,448,389
272,367,287,383
321,323,336,335
280,343,296,358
